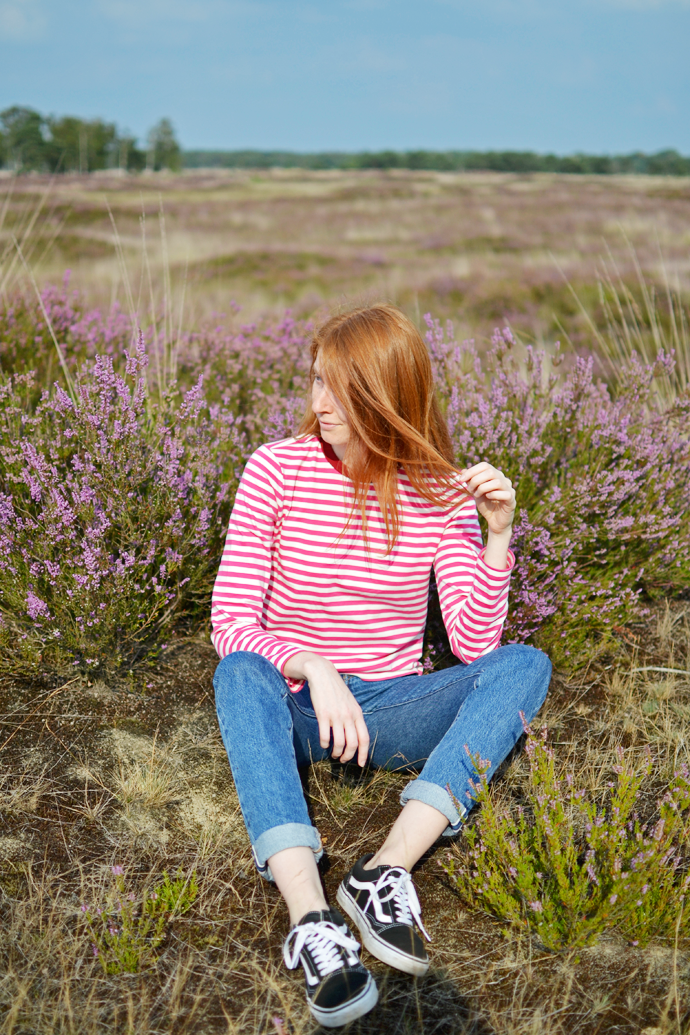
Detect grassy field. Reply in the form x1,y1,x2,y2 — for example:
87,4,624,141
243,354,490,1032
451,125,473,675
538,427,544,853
0,170,689,1035
2,167,690,342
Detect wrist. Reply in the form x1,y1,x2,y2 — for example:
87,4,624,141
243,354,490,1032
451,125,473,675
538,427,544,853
483,526,514,571
300,652,332,680
487,525,513,542
283,650,323,681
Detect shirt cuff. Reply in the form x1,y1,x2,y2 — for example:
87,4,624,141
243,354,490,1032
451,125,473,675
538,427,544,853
478,547,515,574
280,648,307,692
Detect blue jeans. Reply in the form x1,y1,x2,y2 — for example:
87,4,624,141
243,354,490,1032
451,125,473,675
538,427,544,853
214,644,551,880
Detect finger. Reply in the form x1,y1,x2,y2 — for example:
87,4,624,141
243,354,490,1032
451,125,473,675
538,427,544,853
460,463,491,483
318,716,332,751
331,723,346,760
471,477,506,497
466,471,501,493
355,716,370,767
483,489,515,501
460,469,486,486
465,464,509,481
339,720,359,763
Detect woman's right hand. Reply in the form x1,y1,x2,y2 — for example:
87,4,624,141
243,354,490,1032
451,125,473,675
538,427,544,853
283,652,370,767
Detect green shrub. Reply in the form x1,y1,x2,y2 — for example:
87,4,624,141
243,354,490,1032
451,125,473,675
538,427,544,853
81,866,198,974
442,723,690,950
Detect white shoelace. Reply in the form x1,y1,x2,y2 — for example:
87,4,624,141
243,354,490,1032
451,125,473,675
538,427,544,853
359,867,431,942
284,920,361,985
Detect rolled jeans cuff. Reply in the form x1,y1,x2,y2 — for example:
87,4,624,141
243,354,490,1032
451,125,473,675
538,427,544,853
400,778,466,837
252,823,323,882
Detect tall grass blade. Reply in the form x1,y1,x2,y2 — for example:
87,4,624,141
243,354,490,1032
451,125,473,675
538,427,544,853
139,205,162,398
0,181,54,297
11,235,77,403
104,196,139,351
158,195,174,389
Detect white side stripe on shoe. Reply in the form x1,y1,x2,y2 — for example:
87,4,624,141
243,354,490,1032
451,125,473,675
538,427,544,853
284,921,361,985
348,868,431,941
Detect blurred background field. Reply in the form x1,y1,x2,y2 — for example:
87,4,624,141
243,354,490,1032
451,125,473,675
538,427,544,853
3,167,690,344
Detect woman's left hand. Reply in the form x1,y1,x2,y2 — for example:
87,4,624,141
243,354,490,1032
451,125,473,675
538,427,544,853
460,462,516,537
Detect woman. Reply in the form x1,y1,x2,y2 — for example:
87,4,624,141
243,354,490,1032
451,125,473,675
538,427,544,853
212,304,551,1028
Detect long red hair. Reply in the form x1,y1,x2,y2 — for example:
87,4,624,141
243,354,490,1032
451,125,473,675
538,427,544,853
297,303,464,552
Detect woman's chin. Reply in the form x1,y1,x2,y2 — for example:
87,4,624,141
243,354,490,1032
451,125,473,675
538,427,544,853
320,426,345,443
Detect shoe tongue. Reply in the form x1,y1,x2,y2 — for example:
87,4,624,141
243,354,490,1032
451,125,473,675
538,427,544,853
297,908,343,927
361,859,405,880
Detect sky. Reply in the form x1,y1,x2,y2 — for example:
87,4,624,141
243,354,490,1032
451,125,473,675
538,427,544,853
1,0,689,154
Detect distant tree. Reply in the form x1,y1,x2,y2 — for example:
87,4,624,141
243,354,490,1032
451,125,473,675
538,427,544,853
117,134,146,171
45,115,82,171
45,116,147,173
46,116,117,172
0,106,48,170
146,118,182,172
646,149,689,176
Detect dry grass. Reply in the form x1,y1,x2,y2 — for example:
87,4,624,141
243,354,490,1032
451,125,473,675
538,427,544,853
1,603,689,1034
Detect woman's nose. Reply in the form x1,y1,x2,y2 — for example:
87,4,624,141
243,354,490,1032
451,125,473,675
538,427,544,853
313,386,333,412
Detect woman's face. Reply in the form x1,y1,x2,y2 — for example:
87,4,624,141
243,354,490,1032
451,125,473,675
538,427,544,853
311,358,350,459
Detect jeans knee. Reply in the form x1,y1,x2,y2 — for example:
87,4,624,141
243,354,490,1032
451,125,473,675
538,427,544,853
213,650,284,707
512,644,551,711
527,645,552,690
485,643,551,712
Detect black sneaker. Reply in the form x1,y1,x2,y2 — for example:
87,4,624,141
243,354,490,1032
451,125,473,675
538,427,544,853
283,908,378,1028
336,855,430,977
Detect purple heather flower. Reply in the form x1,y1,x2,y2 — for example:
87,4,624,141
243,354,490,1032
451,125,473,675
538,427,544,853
26,590,51,621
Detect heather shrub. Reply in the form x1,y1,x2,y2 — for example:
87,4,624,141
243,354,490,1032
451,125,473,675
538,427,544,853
0,278,312,445
442,723,690,950
0,273,133,385
175,310,312,447
81,865,198,975
0,338,244,674
426,318,690,664
3,276,690,675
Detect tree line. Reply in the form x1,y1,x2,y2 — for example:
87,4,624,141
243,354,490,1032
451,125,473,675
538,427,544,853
2,105,687,177
0,107,182,173
184,148,690,176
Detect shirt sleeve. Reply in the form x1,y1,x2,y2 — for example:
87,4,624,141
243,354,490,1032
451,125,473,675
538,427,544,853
433,498,514,664
211,444,304,673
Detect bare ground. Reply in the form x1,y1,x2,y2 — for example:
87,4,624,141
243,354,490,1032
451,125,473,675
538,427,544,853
1,603,689,1034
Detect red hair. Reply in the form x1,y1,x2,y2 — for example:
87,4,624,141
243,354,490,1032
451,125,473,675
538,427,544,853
297,303,464,552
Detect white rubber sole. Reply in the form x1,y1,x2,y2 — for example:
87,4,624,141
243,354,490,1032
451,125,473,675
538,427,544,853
336,885,430,978
309,973,378,1028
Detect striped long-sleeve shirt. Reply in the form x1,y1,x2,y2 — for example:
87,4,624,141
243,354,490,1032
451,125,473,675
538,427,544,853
211,434,514,687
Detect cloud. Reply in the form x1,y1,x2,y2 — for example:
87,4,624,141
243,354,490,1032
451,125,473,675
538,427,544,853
0,0,46,40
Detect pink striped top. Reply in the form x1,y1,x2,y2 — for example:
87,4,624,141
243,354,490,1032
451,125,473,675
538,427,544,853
211,434,514,688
